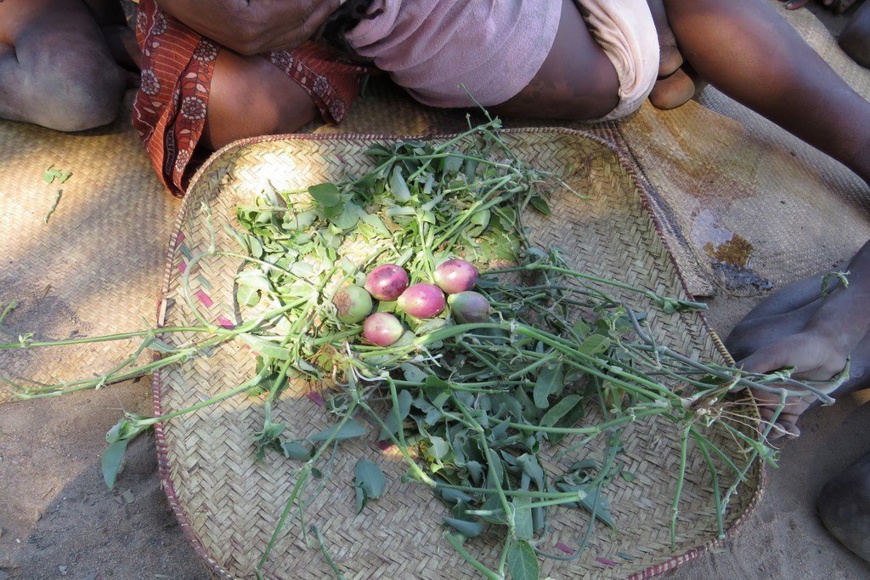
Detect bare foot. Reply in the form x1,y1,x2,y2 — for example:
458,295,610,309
817,451,870,562
649,66,705,110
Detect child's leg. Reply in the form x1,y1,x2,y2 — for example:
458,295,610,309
0,0,126,131
490,0,621,121
662,0,870,185
201,50,318,151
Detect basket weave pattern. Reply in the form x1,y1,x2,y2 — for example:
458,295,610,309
155,129,762,579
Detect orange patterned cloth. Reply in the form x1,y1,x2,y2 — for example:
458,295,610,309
132,0,372,196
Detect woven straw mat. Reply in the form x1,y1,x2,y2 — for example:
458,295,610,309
154,128,762,579
0,93,178,404
614,3,870,297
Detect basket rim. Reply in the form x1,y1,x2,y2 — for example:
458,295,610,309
153,127,765,580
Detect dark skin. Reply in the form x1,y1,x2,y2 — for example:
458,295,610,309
154,0,342,55
817,450,870,562
779,0,870,68
0,0,138,132
726,240,870,438
840,2,870,68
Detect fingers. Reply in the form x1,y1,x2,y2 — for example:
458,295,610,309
738,344,790,375
755,391,807,440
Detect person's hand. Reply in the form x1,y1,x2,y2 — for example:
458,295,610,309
738,329,849,439
155,0,341,55
779,0,860,14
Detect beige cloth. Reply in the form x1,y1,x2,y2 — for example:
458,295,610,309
582,0,660,120
347,0,659,119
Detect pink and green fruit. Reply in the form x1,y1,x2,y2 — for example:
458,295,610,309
333,285,373,324
364,264,410,302
434,259,479,295
448,291,491,324
397,283,446,319
363,312,405,346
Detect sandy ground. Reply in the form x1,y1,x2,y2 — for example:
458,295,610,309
0,3,868,580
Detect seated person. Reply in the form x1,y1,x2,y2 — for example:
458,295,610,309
0,0,139,132
132,0,373,196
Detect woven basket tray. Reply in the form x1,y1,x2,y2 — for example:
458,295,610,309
154,128,763,579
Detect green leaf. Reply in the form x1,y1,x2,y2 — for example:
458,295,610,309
307,419,368,443
238,334,290,360
465,209,491,238
579,334,611,357
360,214,393,237
533,362,563,409
236,269,271,291
379,388,414,440
331,202,362,231
443,516,485,538
400,363,428,384
507,540,539,580
355,483,367,514
437,488,474,505
426,435,450,461
354,458,387,499
547,397,586,445
528,195,551,216
308,182,342,206
321,202,344,219
513,497,534,541
424,375,450,391
236,284,261,308
365,144,392,159
102,440,129,489
442,154,463,174
289,261,316,278
539,394,582,428
578,486,615,528
281,441,312,461
517,454,545,492
283,210,318,231
388,166,412,202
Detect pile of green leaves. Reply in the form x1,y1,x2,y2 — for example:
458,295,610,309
219,118,809,579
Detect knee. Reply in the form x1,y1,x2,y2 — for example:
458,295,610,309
817,453,870,562
29,44,125,131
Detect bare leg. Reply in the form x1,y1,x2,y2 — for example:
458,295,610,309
0,0,127,131
662,0,870,184
490,0,620,121
201,49,317,151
